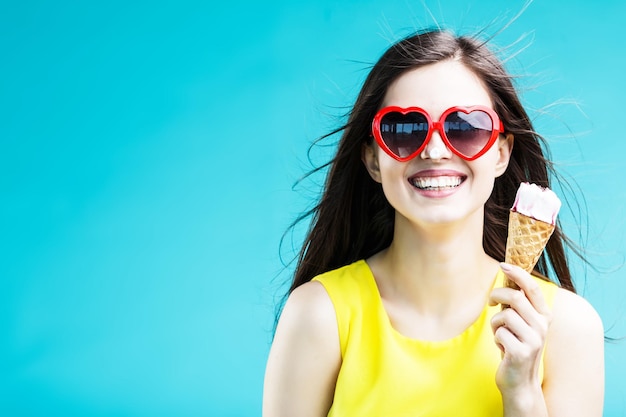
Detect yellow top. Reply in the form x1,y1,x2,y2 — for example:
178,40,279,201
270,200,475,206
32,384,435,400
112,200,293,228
313,260,558,417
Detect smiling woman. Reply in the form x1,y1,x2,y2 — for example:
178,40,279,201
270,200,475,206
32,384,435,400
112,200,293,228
2,1,624,416
263,29,604,417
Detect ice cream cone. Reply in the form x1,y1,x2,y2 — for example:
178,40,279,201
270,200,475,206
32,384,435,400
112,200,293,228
504,210,555,289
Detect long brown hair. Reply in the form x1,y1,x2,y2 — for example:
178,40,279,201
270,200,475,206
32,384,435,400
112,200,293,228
285,29,580,299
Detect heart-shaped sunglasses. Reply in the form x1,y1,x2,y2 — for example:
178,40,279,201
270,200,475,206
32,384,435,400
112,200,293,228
371,106,505,161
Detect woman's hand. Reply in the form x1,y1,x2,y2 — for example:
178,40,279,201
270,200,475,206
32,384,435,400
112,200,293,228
489,263,552,413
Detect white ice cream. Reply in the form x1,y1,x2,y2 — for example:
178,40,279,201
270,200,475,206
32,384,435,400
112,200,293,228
511,182,561,225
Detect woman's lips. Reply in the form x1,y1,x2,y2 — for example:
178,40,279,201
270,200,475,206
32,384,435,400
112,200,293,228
408,170,467,191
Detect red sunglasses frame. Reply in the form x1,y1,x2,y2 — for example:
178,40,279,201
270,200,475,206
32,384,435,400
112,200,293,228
371,105,505,162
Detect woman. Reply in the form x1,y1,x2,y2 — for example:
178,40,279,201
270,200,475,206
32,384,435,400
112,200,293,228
263,29,604,417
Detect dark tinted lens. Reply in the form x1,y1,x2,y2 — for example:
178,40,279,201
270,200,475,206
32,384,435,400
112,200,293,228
444,111,493,157
380,112,429,158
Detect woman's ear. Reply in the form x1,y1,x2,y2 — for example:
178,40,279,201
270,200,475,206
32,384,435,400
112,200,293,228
362,143,382,183
495,133,514,177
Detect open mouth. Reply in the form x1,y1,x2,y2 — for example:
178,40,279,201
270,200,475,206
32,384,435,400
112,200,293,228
409,176,465,191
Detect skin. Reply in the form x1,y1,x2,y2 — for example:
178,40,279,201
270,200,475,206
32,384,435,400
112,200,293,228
263,60,604,417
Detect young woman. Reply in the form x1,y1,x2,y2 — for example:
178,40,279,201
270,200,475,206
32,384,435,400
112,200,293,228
263,29,604,417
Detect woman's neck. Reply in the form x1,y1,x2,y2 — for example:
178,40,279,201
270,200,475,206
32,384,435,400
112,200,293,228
367,212,500,316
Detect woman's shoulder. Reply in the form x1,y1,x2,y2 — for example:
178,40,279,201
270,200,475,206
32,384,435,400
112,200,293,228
270,280,340,368
542,287,604,415
281,260,369,325
281,260,373,328
545,286,604,375
282,280,337,334
551,287,604,336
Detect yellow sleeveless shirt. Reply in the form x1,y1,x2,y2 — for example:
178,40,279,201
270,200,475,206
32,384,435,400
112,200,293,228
313,260,557,417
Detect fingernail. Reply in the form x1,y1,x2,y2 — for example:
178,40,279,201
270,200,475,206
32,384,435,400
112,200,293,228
500,262,512,271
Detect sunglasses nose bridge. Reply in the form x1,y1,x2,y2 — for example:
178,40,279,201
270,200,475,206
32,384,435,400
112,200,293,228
420,121,452,160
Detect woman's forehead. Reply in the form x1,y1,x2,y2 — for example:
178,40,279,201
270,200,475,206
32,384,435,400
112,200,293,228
382,60,493,114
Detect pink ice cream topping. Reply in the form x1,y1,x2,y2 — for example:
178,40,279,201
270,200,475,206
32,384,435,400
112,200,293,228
511,182,561,225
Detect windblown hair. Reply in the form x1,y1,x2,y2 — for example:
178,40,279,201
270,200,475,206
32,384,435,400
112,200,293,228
286,29,579,298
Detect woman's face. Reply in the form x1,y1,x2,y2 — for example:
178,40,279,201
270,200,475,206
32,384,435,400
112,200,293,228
362,59,513,229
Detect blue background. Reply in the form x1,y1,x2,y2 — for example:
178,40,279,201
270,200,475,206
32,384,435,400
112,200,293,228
1,1,624,416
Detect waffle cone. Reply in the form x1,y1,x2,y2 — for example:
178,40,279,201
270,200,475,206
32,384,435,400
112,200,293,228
504,210,555,289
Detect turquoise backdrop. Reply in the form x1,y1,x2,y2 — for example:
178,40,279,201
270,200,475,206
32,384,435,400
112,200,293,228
1,1,624,416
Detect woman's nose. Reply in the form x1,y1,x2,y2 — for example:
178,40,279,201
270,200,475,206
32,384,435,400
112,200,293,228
420,130,452,161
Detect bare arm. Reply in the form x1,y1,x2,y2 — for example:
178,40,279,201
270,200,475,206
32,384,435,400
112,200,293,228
542,288,604,416
263,281,342,417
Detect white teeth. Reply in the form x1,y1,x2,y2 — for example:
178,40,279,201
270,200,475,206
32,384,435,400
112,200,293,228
411,176,462,190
